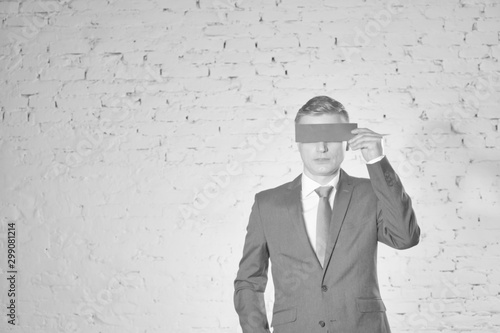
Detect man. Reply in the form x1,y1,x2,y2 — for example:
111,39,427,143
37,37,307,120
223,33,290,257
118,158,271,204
234,96,420,333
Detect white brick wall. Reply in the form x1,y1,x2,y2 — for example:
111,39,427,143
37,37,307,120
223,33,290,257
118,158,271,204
0,0,499,332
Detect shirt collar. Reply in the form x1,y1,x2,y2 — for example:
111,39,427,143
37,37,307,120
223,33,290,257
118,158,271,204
301,171,340,199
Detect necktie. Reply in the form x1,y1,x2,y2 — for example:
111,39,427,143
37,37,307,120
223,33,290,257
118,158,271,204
315,186,333,267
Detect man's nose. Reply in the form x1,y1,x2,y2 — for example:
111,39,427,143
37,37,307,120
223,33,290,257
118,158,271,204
316,142,328,152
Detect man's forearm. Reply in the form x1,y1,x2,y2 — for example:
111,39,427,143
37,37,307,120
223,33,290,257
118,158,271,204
234,287,271,333
367,156,420,249
234,196,271,332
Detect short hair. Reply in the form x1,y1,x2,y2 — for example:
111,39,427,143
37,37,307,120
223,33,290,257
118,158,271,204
295,96,350,123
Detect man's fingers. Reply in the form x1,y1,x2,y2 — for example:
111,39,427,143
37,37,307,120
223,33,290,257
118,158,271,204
348,135,383,149
351,128,387,136
348,133,382,145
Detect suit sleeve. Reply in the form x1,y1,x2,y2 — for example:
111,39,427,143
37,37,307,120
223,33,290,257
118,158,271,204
367,156,420,249
234,194,271,333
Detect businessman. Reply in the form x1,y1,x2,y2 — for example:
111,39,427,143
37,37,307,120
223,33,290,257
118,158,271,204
234,96,420,333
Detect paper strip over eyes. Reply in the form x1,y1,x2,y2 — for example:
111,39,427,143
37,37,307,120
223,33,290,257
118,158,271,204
295,123,358,143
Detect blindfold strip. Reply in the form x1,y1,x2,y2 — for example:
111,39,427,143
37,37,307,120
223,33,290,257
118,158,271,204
295,123,358,143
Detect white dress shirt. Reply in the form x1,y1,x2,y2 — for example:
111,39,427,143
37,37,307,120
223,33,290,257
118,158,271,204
301,172,339,252
300,155,385,252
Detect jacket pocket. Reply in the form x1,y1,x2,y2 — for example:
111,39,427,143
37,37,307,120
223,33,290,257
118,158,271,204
356,298,386,313
271,307,297,327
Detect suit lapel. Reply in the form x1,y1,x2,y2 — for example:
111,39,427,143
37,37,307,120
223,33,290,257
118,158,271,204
284,175,321,266
323,169,354,276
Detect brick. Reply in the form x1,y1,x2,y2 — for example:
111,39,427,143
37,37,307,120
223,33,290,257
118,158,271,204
423,5,457,19
465,298,500,313
472,284,500,298
58,0,102,11
459,46,491,59
410,46,459,60
145,51,178,65
49,39,91,54
421,32,465,46
2,14,37,27
252,49,309,64
465,31,499,45
476,18,500,32
479,59,500,72
484,4,500,18
50,13,93,27
389,301,419,314
254,63,286,77
485,132,500,147
359,46,405,61
119,135,160,150
261,9,300,22
216,50,253,64
182,78,239,92
162,63,209,78
246,22,276,37
441,313,492,329
489,271,500,284
0,1,19,13
19,1,64,13
462,135,486,148
246,91,275,105
208,63,255,78
453,6,483,19
56,97,101,110
139,94,169,109
224,37,256,50
183,11,221,26
443,59,480,73
16,80,61,96
281,21,321,35
451,118,495,134
298,33,335,48
301,10,346,22
455,229,500,246
0,95,28,108
258,36,299,49
226,10,261,24
40,66,86,81
3,110,29,125
368,90,413,106
413,89,460,105
273,77,324,90
190,92,247,108
110,0,157,11
404,18,445,33
397,60,443,74
444,18,476,32
383,32,421,46
239,77,274,91
456,256,500,271
28,95,56,108
203,24,250,37
181,50,217,65
92,40,140,54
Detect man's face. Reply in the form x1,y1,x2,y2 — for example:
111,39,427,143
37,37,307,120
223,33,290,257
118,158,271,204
297,114,347,180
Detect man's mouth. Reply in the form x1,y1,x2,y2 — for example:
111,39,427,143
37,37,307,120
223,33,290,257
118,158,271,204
314,158,330,163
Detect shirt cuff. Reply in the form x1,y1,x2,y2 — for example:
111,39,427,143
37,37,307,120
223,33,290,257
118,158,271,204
366,155,385,164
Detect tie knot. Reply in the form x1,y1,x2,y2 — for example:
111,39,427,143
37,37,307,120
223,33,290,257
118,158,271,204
315,186,333,198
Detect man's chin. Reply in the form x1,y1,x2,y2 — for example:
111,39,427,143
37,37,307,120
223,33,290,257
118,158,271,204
313,166,338,176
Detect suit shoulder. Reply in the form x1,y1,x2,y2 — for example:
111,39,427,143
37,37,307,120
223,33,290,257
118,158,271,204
254,178,296,202
349,174,373,191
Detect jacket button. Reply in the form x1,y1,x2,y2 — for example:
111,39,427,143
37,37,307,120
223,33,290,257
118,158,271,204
319,321,325,327
321,285,328,292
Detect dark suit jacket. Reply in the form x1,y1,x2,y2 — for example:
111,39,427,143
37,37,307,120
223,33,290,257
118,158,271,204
234,157,420,333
